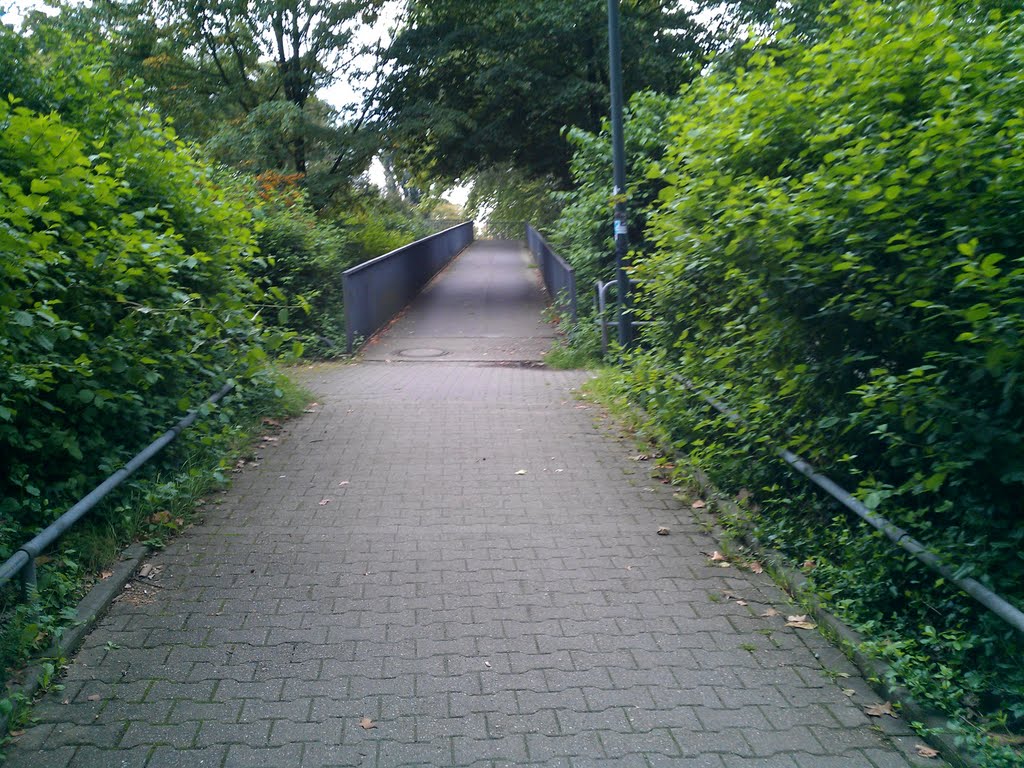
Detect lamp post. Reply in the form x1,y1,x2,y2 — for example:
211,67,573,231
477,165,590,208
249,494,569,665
607,0,633,347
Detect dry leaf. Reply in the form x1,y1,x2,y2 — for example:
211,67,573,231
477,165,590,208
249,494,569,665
801,559,816,570
761,608,781,618
709,551,728,562
785,615,818,630
747,561,764,574
914,744,939,759
100,570,114,580
261,436,279,443
624,565,633,571
631,454,650,461
515,469,527,475
86,694,101,702
691,499,707,509
483,661,492,668
9,730,24,738
864,701,898,718
338,481,349,486
261,418,280,427
359,717,377,730
656,527,670,536
735,599,749,606
318,499,331,506
138,564,156,579
842,688,856,697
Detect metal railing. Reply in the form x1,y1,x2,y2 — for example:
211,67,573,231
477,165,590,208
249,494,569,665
342,222,474,353
0,382,235,595
525,224,577,321
595,279,656,355
660,370,1024,637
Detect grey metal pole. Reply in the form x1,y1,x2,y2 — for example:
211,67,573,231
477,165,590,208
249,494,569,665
607,0,633,347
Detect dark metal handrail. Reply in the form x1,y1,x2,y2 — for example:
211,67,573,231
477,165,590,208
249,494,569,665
0,382,235,594
661,370,1024,637
525,224,577,321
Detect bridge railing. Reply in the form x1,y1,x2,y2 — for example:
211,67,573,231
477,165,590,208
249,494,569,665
342,221,474,353
525,224,577,321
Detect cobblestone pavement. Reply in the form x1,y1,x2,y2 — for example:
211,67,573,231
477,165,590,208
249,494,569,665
7,243,943,767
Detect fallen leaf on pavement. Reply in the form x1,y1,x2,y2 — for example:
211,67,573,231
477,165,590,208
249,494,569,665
338,481,349,487
842,688,856,697
483,661,492,668
864,701,898,718
761,608,781,618
709,551,728,562
631,454,649,461
9,730,24,737
319,499,331,506
747,561,764,574
359,717,377,730
515,469,527,475
86,694,101,702
691,499,707,509
260,436,278,443
100,570,113,580
785,615,818,630
735,599,749,606
915,744,939,759
656,527,670,536
261,418,280,427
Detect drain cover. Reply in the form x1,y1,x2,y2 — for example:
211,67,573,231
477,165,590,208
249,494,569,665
396,348,448,358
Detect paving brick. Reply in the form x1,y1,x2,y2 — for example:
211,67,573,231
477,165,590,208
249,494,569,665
145,745,226,768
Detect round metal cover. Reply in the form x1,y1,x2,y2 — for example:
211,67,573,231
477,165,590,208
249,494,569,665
396,348,448,358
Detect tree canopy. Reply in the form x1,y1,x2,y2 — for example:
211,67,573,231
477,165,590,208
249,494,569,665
35,0,385,182
375,0,707,185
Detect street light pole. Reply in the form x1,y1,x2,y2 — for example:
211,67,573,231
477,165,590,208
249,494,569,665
607,0,633,347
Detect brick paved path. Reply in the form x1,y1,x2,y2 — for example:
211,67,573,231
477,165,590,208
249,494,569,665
8,242,940,767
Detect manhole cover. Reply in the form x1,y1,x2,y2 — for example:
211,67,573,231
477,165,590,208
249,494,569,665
396,348,448,358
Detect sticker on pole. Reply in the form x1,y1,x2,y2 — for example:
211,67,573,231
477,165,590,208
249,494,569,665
614,220,628,236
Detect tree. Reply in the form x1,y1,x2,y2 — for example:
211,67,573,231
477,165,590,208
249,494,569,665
34,0,383,179
375,0,708,186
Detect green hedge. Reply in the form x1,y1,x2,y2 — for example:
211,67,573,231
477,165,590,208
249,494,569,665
616,1,1022,759
0,30,283,545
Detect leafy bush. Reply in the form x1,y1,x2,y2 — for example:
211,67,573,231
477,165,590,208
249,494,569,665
245,172,357,357
549,91,676,296
608,1,1024,759
0,26,290,683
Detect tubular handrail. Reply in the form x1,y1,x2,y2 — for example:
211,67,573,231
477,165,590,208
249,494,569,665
525,224,577,320
660,370,1024,637
0,381,236,593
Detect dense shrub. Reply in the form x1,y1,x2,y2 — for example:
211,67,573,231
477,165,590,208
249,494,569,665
0,29,284,548
549,92,675,297
611,0,1023,758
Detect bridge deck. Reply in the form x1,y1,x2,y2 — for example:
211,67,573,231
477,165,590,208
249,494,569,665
7,240,937,767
